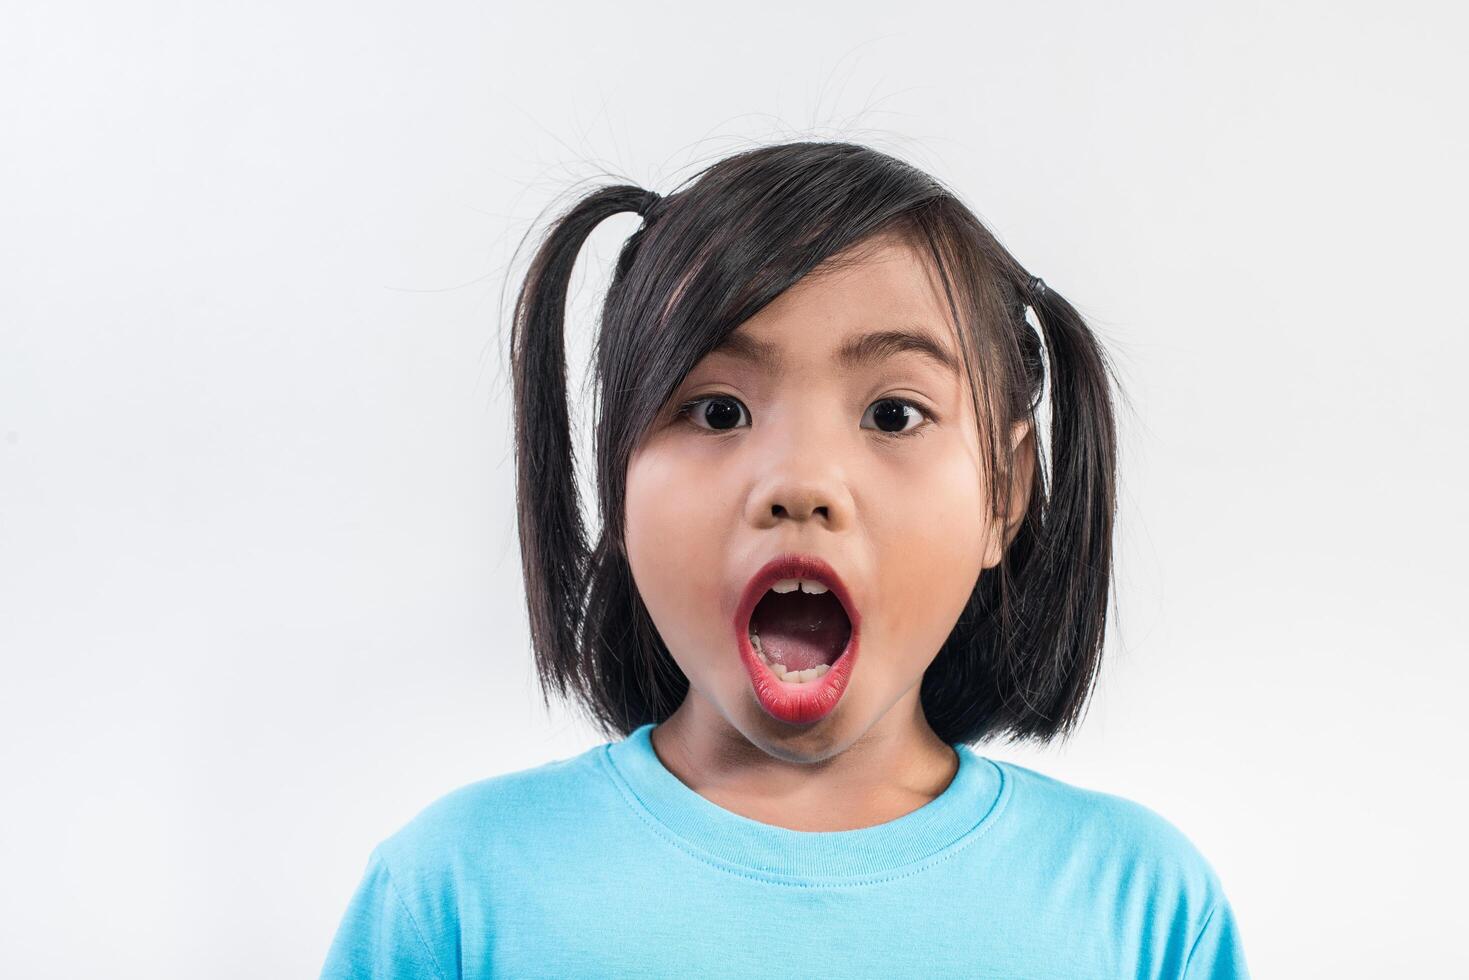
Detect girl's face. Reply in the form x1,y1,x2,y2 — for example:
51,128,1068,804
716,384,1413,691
625,236,1028,757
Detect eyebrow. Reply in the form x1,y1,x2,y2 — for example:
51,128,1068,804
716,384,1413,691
710,327,961,376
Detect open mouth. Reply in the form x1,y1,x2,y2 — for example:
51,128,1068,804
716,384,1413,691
734,554,861,725
747,579,853,684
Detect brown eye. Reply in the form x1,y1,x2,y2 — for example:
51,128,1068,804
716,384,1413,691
677,396,748,432
861,398,930,438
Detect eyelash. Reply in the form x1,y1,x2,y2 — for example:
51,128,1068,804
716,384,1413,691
673,395,938,440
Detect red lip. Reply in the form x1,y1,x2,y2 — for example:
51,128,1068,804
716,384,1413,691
732,553,862,726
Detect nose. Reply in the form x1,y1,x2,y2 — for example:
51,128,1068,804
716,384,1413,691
743,421,854,532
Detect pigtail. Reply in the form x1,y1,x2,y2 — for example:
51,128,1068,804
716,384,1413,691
986,276,1120,744
509,184,657,712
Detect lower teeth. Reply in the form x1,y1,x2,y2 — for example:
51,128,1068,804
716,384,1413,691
749,632,832,684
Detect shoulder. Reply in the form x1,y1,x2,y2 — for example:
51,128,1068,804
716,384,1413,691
372,743,605,884
990,758,1227,898
981,759,1249,975
322,750,606,980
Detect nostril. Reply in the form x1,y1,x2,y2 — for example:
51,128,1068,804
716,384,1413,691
769,505,829,518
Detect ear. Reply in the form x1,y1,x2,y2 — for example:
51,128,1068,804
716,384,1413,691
981,419,1037,569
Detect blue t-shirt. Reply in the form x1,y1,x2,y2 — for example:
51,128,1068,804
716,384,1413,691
320,722,1248,978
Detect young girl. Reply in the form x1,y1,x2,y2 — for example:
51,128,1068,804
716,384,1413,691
320,141,1249,978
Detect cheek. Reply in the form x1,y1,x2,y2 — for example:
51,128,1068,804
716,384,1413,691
625,452,699,564
871,446,990,648
624,450,732,657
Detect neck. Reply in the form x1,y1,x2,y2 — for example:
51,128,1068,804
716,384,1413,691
648,693,959,833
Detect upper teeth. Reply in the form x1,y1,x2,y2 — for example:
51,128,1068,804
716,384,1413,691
770,577,829,595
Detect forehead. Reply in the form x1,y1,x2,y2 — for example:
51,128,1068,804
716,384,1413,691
707,237,963,377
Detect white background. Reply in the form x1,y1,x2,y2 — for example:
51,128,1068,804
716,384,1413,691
3,2,1465,976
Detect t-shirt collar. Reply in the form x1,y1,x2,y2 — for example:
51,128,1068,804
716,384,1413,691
600,721,1008,883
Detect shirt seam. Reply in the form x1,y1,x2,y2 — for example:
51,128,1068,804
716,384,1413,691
597,742,1012,887
377,850,450,980
1180,899,1219,978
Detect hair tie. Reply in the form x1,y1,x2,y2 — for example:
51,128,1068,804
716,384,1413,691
1027,275,1047,302
636,189,662,219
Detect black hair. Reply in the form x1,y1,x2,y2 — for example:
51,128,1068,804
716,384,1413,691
507,140,1121,747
